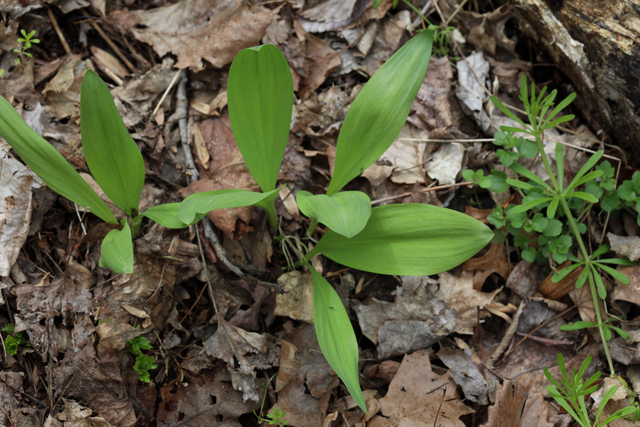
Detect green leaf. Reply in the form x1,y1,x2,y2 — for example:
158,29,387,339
227,44,293,193
0,95,116,223
547,197,559,218
99,219,134,274
327,30,434,195
560,321,597,331
568,191,599,204
133,354,157,383
566,151,604,192
510,163,552,190
81,70,145,216
596,263,631,285
306,204,493,276
296,191,371,238
552,262,583,282
310,266,366,412
177,188,280,225
141,203,195,229
490,96,527,128
510,197,553,214
556,142,564,191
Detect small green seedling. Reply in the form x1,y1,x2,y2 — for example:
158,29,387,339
126,334,157,383
1,324,29,356
13,29,39,70
545,354,635,427
254,373,287,426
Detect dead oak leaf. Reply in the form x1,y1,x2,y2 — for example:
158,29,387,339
368,349,473,427
438,271,500,335
480,380,553,427
462,242,512,289
109,0,274,71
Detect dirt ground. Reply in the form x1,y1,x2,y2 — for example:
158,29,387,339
1,0,640,426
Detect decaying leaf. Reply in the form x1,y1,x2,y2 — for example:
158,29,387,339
456,52,491,132
612,265,640,307
608,233,640,262
437,347,490,404
424,142,465,185
353,276,457,359
438,271,500,335
368,349,474,427
275,271,314,323
0,144,41,277
109,0,274,71
480,379,553,427
462,242,512,289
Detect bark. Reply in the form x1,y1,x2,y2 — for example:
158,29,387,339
502,0,640,166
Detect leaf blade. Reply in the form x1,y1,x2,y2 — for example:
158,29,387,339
310,266,366,412
228,44,293,192
296,191,371,238
99,220,134,274
327,30,434,195
0,95,116,223
81,69,145,216
306,204,493,275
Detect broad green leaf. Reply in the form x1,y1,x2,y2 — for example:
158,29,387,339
306,204,492,276
141,203,199,229
227,44,293,193
327,30,434,195
99,219,133,273
177,188,280,225
0,95,116,223
310,266,366,412
81,70,145,216
296,191,371,238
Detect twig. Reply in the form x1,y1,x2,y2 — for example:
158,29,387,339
81,9,135,72
150,69,182,120
201,220,285,294
48,7,71,55
371,181,474,205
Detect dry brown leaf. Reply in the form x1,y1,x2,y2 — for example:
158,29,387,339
480,380,553,427
177,114,260,239
109,0,274,71
367,349,473,427
353,276,457,358
462,242,512,289
156,369,259,426
608,234,640,262
456,5,516,56
0,145,41,277
505,260,546,298
43,55,91,120
437,347,490,404
275,271,314,323
612,265,640,306
438,271,500,334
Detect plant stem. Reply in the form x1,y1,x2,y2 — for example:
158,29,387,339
535,132,616,376
306,218,318,236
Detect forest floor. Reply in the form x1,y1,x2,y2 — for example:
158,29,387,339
1,0,640,426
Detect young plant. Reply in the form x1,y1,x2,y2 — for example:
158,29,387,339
13,29,40,70
175,31,492,412
254,373,287,426
545,353,635,427
1,323,28,356
0,69,194,274
126,335,157,383
487,75,635,375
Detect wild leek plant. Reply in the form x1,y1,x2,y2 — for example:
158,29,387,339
174,31,491,411
0,70,192,273
488,76,635,375
0,32,493,411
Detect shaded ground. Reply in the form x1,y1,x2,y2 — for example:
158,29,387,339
1,0,640,426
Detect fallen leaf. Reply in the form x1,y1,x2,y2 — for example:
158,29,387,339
608,233,640,261
505,260,546,298
612,265,640,306
462,242,512,289
353,276,457,358
438,271,500,335
456,52,491,132
368,349,474,427
424,142,465,185
275,271,314,323
480,379,553,427
110,0,274,71
456,5,516,56
0,144,41,277
437,347,490,404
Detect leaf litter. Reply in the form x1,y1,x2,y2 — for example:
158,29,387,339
0,0,639,425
